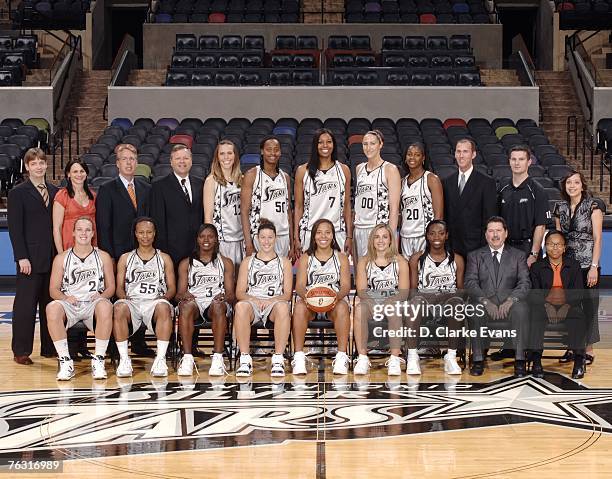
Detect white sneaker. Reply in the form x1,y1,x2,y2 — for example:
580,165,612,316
444,353,462,375
291,351,307,375
56,357,75,381
116,357,133,378
386,355,405,376
235,354,253,377
332,351,350,375
91,355,107,380
177,355,196,376
406,353,421,375
353,355,371,375
151,356,169,377
271,354,285,377
208,353,227,376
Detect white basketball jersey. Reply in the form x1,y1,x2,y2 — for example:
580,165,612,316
188,257,225,300
61,248,105,301
366,260,399,291
213,181,243,242
400,171,434,238
417,254,457,293
246,254,284,298
306,251,341,291
299,164,346,236
124,249,167,300
354,161,390,228
249,166,290,237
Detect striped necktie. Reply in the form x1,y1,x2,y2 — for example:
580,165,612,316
37,183,49,207
127,182,137,209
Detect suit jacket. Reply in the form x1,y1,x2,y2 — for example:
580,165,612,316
95,176,151,260
150,173,203,264
7,179,58,274
443,169,497,257
464,245,531,303
529,256,583,307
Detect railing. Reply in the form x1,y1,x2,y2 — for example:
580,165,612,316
47,30,78,84
50,115,79,180
575,119,612,203
104,34,137,120
567,30,604,86
565,34,593,125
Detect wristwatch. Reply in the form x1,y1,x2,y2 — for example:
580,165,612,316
530,251,538,257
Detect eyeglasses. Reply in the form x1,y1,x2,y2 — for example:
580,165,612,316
545,243,565,248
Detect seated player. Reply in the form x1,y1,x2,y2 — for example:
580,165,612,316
234,220,293,377
46,217,115,380
176,224,235,376
354,224,409,376
408,220,465,375
113,217,176,378
291,219,351,375
529,230,587,379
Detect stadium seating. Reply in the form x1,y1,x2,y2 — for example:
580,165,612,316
11,0,90,29
555,0,612,29
344,0,493,23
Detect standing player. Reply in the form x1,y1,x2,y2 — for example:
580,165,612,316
234,220,293,377
291,219,352,375
203,140,244,267
353,130,401,258
46,217,115,380
354,224,409,375
241,136,293,258
294,129,353,257
400,142,444,259
113,217,176,378
175,224,235,376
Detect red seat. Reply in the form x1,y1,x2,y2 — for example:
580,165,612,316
419,13,437,23
169,134,193,149
208,12,226,22
558,2,574,10
443,118,467,129
348,134,364,146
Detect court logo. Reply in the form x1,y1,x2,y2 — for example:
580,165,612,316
1,374,612,461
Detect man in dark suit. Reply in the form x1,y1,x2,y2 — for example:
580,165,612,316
443,138,497,258
8,148,58,364
465,216,531,377
96,143,151,261
96,143,153,356
150,144,203,266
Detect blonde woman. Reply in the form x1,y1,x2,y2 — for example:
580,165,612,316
203,140,244,267
354,224,409,376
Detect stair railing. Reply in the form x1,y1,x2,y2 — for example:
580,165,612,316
567,115,578,162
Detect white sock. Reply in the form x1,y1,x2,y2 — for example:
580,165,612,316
212,352,223,358
447,349,457,358
408,348,418,358
156,340,169,359
182,353,193,360
359,354,369,361
116,341,129,360
94,339,109,357
54,339,70,359
240,353,251,362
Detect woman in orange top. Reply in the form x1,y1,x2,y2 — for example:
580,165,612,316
53,159,97,252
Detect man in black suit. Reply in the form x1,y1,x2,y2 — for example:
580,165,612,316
96,143,151,261
443,138,497,258
8,148,58,364
464,216,531,377
150,144,203,266
96,143,153,356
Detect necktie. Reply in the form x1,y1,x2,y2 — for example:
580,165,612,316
458,173,466,195
127,183,137,210
492,250,500,279
181,178,191,204
37,183,49,207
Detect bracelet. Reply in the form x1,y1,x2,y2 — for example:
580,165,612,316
591,263,598,268
346,236,353,239
530,252,538,257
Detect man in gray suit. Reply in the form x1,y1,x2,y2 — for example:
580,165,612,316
465,216,531,377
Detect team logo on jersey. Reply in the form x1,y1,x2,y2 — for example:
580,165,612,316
262,186,285,202
308,271,337,286
313,181,338,196
69,268,97,285
3,374,612,461
252,272,278,286
222,190,240,207
372,278,397,290
128,269,158,284
355,184,374,196
426,274,455,288
402,196,418,208
190,272,220,287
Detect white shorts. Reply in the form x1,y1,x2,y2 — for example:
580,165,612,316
51,297,111,331
353,227,373,259
401,236,426,260
254,234,290,257
242,299,288,327
220,240,244,267
115,298,173,335
301,229,346,252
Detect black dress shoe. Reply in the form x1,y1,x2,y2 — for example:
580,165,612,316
559,350,573,363
14,355,33,365
572,356,586,379
531,356,544,378
585,353,594,366
470,361,484,376
490,349,514,361
514,360,527,377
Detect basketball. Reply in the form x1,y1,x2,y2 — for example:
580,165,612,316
305,284,337,313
